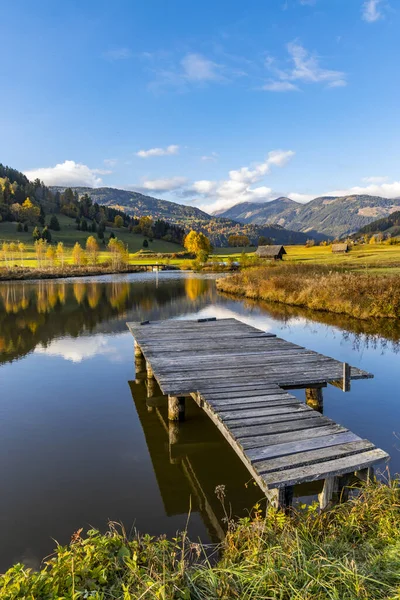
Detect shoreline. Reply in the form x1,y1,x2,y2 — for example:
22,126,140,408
0,265,180,282
216,264,400,320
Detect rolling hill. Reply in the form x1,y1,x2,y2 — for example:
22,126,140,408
354,210,400,238
216,195,400,239
50,186,210,222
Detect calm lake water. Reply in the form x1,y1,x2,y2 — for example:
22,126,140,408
0,272,399,572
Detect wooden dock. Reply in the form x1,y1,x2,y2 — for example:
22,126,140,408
127,318,389,508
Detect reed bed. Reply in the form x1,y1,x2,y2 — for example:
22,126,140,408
216,263,400,319
1,480,399,599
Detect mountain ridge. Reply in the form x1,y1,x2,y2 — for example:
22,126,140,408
216,194,400,238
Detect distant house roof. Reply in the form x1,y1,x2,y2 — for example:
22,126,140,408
256,245,287,259
332,243,349,253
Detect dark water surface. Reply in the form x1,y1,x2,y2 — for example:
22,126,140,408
0,272,399,571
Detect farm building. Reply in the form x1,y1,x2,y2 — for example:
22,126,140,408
332,243,349,253
256,245,287,260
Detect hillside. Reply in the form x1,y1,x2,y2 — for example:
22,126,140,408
216,195,400,239
355,210,400,238
50,186,210,223
50,185,317,245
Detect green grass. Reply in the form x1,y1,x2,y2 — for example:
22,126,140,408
1,480,399,599
0,214,184,254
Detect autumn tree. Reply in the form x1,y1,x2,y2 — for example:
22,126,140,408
228,234,250,247
108,238,129,269
19,198,40,224
114,215,124,228
184,231,211,257
72,242,86,266
86,235,100,265
46,245,56,267
18,242,25,267
34,239,48,268
56,242,65,268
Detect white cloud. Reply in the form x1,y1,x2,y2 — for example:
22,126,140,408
181,53,222,81
264,41,347,91
24,160,108,187
288,192,315,203
103,47,132,60
362,175,388,183
35,336,121,363
362,0,384,22
104,158,118,167
262,80,299,92
139,176,188,193
136,144,179,158
201,152,219,162
189,150,295,213
326,180,400,199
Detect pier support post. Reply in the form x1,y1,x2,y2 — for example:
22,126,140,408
134,356,146,383
355,466,375,483
146,376,157,399
146,361,154,379
168,395,186,421
269,486,293,511
319,476,339,510
305,387,324,413
134,340,143,358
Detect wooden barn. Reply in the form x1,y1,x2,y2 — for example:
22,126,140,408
256,245,287,260
332,243,349,253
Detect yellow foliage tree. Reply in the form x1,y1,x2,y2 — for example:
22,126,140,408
72,242,86,266
184,231,211,257
86,235,100,265
114,215,124,228
56,242,65,268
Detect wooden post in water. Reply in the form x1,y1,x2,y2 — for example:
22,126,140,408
305,387,324,413
146,361,154,379
147,376,157,399
343,362,351,392
135,356,146,383
134,340,143,358
168,395,186,421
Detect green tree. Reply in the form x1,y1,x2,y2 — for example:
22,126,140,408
49,215,60,231
143,239,149,248
114,215,124,228
81,218,88,232
42,226,52,243
17,222,23,232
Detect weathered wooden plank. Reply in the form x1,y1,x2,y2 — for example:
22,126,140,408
238,424,348,451
246,432,363,461
262,449,389,488
230,416,333,438
219,404,314,423
254,440,376,475
215,404,311,418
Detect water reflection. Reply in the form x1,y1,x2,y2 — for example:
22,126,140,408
0,274,215,364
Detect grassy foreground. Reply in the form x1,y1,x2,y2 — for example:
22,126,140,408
1,481,399,599
217,263,400,319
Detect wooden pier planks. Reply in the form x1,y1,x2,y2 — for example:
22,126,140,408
127,318,389,497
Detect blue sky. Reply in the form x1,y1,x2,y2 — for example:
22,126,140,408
2,0,399,213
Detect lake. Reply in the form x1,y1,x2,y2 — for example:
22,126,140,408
0,271,398,572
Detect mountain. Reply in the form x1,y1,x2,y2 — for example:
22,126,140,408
50,186,210,222
50,186,321,245
216,195,400,239
354,210,400,238
215,197,300,225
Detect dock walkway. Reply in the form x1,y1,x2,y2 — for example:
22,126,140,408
127,318,389,508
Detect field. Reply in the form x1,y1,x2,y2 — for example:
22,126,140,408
0,215,184,267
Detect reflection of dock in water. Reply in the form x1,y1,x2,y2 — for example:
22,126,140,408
129,373,263,542
128,318,389,511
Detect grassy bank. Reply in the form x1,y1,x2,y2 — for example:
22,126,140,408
0,264,179,281
217,263,400,319
1,481,399,599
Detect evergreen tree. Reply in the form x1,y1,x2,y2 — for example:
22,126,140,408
91,220,97,233
42,226,52,243
49,215,60,231
143,239,149,248
17,222,23,232
23,223,28,232
81,218,88,232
